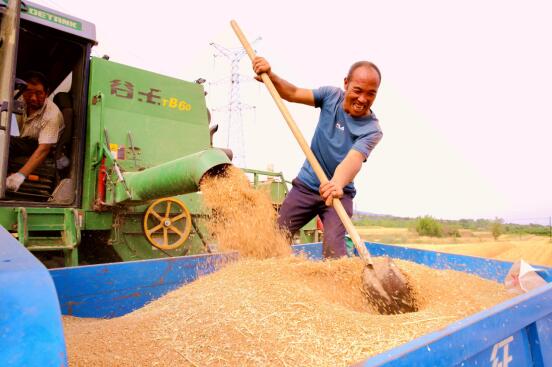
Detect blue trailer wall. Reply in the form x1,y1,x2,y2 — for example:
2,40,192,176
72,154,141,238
52,251,239,318
0,226,67,367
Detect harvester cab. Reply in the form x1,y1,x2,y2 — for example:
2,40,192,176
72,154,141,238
0,0,231,266
0,0,96,203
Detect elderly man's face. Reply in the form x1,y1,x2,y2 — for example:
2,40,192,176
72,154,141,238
343,66,379,118
22,82,47,113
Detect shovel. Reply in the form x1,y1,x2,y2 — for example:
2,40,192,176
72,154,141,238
231,20,417,314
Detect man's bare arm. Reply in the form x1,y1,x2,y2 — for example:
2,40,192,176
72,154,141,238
252,57,315,106
319,150,365,205
18,144,52,177
332,150,365,188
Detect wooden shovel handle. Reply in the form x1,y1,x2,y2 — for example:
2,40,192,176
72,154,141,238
230,20,373,264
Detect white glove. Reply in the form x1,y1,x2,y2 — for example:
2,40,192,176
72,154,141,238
6,172,25,192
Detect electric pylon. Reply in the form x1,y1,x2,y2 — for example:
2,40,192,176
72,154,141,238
209,38,260,167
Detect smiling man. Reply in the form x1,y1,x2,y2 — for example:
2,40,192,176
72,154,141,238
252,57,383,258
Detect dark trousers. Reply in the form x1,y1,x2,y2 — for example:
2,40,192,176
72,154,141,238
277,178,353,258
9,137,38,157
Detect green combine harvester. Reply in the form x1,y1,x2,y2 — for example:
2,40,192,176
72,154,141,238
0,0,318,267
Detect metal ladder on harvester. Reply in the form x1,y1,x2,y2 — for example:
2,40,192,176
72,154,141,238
15,207,81,266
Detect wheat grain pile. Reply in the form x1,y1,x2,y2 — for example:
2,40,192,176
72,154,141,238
63,167,514,366
64,257,513,366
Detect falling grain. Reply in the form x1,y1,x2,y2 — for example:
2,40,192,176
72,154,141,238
200,166,291,259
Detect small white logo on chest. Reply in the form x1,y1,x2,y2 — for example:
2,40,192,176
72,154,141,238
335,122,345,131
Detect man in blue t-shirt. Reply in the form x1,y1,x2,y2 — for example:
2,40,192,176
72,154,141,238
252,57,383,258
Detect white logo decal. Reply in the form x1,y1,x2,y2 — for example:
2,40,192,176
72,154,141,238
490,335,514,367
335,122,345,131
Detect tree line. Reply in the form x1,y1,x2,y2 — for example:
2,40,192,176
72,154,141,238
352,214,551,239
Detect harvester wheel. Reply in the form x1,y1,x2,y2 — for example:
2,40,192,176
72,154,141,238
143,198,192,250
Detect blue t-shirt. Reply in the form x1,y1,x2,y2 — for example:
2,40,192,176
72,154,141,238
297,86,383,196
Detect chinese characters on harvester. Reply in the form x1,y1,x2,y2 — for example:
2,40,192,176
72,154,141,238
110,80,192,111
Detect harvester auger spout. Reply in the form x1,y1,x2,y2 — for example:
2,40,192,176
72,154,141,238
114,148,231,204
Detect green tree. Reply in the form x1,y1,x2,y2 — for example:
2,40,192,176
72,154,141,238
415,216,443,237
491,218,504,240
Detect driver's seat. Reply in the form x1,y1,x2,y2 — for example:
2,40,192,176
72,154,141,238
52,92,73,173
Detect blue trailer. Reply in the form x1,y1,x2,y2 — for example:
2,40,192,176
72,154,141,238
1,226,551,366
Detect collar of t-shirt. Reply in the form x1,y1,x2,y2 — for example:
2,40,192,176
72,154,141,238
26,99,48,121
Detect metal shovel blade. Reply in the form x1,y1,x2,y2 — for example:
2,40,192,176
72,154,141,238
361,256,418,315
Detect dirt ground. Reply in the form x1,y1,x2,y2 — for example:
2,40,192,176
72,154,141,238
357,226,552,267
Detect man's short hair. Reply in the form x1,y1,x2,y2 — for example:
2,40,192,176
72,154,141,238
21,71,50,92
347,61,381,85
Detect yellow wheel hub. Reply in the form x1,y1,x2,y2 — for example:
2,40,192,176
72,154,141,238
143,197,192,250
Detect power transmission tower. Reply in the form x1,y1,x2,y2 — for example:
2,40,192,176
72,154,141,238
209,38,261,167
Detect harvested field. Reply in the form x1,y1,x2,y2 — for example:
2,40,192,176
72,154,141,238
64,256,513,367
358,227,552,266
402,236,552,267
